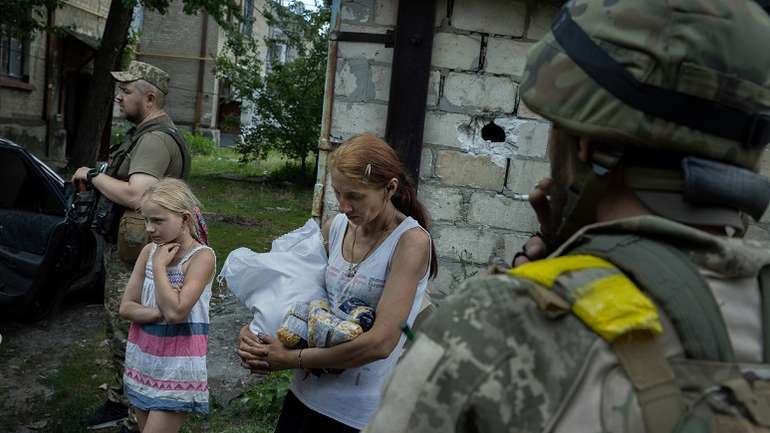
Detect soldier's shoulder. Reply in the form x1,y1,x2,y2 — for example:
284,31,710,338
404,273,600,431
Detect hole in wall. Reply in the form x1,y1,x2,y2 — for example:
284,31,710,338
481,121,506,143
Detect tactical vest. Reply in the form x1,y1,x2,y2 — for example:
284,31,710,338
92,123,191,242
512,233,770,433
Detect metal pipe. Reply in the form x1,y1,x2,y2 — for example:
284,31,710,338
194,12,209,131
43,6,55,158
311,0,342,220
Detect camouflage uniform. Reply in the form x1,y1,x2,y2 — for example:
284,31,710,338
366,216,770,433
366,1,770,432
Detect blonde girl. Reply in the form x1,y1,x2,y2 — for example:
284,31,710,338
119,178,215,433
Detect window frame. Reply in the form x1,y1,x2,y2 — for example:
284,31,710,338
0,30,30,83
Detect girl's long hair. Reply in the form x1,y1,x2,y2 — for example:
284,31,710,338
140,178,208,245
329,133,437,278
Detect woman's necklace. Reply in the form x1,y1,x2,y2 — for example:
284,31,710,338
346,207,397,278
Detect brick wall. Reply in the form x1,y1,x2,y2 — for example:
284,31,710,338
0,1,109,157
137,1,222,128
324,0,770,297
326,0,560,296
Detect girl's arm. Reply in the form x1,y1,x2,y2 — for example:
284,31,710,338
153,246,215,323
240,228,431,372
119,244,164,323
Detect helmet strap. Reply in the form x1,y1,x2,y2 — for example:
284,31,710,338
553,148,622,247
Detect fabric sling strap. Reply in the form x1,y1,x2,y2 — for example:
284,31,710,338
569,233,736,362
550,6,770,148
612,332,685,433
109,123,191,180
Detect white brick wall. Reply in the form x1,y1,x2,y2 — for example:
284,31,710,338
468,192,539,232
331,102,388,139
443,73,517,113
423,111,472,149
325,0,555,296
435,150,506,190
515,121,550,158
485,38,532,77
451,0,527,37
417,184,464,222
431,33,482,70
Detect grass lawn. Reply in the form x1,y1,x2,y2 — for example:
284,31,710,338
190,149,315,277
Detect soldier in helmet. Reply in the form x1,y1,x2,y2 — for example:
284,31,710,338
71,61,191,432
365,1,770,432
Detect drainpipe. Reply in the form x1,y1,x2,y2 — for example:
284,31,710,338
194,12,209,131
43,6,56,158
311,0,342,220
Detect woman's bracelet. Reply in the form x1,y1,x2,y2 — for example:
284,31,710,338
297,348,304,369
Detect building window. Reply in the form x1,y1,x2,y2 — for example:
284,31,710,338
242,0,254,35
266,40,288,72
0,33,28,81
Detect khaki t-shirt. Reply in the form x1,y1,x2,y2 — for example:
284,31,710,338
114,115,184,181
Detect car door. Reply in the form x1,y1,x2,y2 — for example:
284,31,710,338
0,139,72,315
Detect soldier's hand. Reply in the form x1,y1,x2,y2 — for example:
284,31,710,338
512,234,547,267
71,166,90,183
512,178,555,267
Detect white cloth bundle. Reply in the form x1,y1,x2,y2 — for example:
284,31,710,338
218,218,328,337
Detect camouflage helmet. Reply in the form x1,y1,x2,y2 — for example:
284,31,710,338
521,0,770,170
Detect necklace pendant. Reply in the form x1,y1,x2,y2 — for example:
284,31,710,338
347,263,358,278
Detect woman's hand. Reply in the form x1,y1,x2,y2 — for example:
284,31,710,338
237,326,295,374
153,243,180,270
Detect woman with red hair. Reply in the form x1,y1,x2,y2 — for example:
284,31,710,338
238,133,437,433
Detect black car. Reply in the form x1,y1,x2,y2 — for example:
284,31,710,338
0,137,103,320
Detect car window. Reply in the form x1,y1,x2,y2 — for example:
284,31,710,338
0,149,63,216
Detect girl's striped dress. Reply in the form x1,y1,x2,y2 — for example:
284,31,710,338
123,244,214,414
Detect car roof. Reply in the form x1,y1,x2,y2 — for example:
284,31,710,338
0,137,65,185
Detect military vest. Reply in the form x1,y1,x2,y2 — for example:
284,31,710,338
92,122,191,242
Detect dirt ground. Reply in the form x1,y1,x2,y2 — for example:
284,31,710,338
0,292,257,433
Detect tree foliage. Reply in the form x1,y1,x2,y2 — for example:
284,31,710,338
0,0,62,39
216,1,330,174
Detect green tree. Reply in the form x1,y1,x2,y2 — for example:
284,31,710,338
216,1,330,178
0,0,62,38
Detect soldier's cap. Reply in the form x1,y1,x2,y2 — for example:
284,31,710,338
111,61,169,94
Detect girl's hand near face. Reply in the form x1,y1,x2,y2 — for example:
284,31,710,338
153,242,180,270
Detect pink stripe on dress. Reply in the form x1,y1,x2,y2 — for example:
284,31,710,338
125,367,209,392
128,322,208,357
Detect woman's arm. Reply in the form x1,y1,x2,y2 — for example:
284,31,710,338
240,228,431,373
119,244,164,323
153,245,215,323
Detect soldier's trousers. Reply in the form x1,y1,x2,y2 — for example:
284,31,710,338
104,243,138,429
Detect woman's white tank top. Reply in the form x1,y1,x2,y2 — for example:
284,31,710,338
289,213,430,429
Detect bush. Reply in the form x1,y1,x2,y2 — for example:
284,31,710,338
184,132,217,156
111,125,129,146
